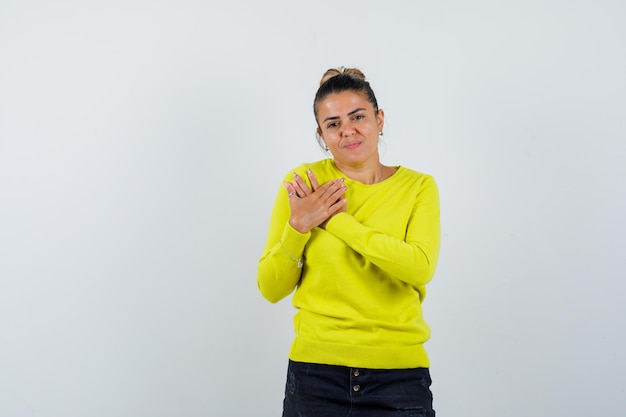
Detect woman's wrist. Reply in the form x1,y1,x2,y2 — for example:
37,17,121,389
289,218,310,234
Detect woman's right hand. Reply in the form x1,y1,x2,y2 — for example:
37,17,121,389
283,170,347,234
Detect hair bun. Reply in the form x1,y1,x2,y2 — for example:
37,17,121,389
319,66,366,86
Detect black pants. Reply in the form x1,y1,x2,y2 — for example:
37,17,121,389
282,360,435,417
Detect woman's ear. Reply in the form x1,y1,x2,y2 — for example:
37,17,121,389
376,109,385,132
315,130,329,152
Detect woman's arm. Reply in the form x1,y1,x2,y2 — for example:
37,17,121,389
257,185,310,303
324,176,440,289
257,171,347,303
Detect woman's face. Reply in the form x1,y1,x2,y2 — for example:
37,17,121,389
316,91,384,168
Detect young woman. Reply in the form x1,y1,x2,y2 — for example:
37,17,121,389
258,67,440,416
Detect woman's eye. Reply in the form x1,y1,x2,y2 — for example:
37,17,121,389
353,115,364,120
327,122,339,129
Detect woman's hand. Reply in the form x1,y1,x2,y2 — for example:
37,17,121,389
283,169,347,233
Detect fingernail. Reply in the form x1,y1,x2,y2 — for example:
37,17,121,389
307,168,312,175
293,172,299,178
339,178,345,183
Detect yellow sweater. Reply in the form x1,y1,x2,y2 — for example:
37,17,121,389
258,159,440,369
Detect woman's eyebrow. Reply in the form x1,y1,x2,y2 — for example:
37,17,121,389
348,108,366,116
322,108,367,123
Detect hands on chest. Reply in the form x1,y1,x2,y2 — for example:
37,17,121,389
283,169,347,233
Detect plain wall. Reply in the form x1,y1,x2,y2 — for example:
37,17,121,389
1,1,625,416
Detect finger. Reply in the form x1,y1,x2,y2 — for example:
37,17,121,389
314,178,340,196
323,181,347,203
283,182,298,199
329,198,347,214
307,169,320,191
291,179,307,198
292,173,312,197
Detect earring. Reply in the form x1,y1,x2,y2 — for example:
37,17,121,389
378,131,383,136
316,133,330,153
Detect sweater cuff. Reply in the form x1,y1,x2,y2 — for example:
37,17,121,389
280,223,311,257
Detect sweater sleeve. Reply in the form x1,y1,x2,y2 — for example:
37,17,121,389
257,183,311,303
324,175,440,289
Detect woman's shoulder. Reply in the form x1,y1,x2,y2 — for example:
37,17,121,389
298,158,335,171
285,159,337,179
394,166,436,184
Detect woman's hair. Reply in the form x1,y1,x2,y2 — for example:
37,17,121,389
313,67,379,124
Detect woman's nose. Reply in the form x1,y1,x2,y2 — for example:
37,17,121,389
341,124,356,137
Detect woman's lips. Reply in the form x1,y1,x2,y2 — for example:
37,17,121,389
344,141,361,149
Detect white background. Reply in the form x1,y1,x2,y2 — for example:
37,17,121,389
1,1,625,416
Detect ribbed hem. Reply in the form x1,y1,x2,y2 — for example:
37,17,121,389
289,336,429,369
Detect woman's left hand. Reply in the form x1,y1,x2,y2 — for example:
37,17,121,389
284,169,346,232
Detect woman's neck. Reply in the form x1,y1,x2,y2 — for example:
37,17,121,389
334,160,395,185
